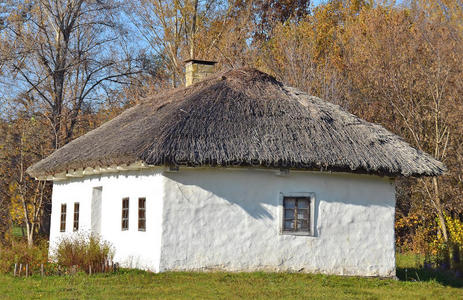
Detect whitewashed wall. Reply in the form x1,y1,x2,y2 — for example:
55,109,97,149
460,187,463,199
160,168,396,277
49,168,164,271
49,167,396,277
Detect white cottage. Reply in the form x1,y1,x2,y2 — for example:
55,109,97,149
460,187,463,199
28,61,445,277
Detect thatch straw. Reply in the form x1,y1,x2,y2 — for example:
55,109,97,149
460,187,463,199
27,68,445,178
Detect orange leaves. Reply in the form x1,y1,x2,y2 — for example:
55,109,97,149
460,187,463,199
257,0,463,253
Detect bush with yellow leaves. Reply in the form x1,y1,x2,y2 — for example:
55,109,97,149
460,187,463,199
428,215,463,272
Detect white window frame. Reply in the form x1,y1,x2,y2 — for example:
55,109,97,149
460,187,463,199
279,192,316,236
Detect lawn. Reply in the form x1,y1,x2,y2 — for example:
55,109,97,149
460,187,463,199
11,226,24,238
0,254,462,299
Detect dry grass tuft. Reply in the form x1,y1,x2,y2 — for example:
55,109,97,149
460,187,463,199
53,233,114,274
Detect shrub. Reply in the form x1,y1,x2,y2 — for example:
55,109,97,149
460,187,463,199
0,240,48,274
427,215,463,274
53,232,114,273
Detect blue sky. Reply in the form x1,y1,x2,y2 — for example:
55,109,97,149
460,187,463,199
312,0,407,6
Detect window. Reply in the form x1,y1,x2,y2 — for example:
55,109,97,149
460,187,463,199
280,193,315,236
121,198,129,230
73,202,80,232
138,198,146,231
60,204,67,232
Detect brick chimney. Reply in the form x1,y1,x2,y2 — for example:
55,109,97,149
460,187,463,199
185,59,217,87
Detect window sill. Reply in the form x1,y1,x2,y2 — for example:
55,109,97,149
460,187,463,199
280,231,314,237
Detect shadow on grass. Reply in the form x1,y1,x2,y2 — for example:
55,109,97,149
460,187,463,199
396,266,463,288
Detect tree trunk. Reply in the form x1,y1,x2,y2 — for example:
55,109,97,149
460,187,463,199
24,217,33,247
27,225,34,248
190,0,199,59
52,68,66,149
433,177,448,242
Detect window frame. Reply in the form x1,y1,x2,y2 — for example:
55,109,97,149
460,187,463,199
121,197,129,231
60,203,67,232
73,202,80,232
279,192,316,236
138,197,146,232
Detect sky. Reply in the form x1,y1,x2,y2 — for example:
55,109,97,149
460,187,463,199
312,0,407,6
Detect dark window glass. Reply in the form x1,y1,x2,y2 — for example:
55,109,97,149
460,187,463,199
122,198,129,230
60,204,67,232
283,197,310,233
138,198,146,231
73,202,80,232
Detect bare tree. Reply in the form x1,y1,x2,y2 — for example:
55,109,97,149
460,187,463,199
0,0,138,149
0,112,51,247
129,0,222,87
0,0,140,246
0,119,12,245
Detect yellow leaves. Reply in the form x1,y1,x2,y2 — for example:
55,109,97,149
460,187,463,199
8,182,34,225
427,215,463,256
9,182,24,224
445,215,463,246
395,214,421,229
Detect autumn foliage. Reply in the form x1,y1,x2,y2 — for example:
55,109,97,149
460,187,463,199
255,1,463,261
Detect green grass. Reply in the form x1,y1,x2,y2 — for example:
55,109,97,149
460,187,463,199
396,252,463,288
0,254,462,299
11,226,24,238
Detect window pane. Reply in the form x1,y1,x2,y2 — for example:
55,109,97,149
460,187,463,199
284,198,295,209
138,220,146,231
297,199,309,209
60,204,66,232
138,198,146,231
284,220,294,230
297,209,308,220
73,203,79,232
122,198,129,230
297,220,309,231
284,209,294,219
139,198,145,208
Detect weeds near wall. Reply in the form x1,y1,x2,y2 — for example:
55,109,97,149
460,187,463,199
0,233,116,276
53,232,115,274
0,240,48,274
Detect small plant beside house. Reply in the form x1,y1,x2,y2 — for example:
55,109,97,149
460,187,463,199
0,240,48,275
54,232,115,274
0,233,115,276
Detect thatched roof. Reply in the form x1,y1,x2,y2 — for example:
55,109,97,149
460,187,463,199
28,68,445,178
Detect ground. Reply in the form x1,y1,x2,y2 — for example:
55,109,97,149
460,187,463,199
0,254,462,299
